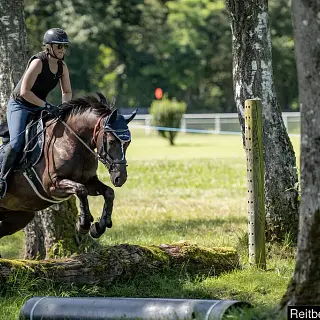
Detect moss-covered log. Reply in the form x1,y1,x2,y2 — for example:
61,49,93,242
0,242,239,285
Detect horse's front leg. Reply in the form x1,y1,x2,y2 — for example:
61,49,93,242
85,176,114,238
50,179,93,234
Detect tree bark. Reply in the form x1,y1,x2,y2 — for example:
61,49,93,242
24,197,98,260
0,0,28,117
0,242,239,285
280,0,320,307
225,0,299,242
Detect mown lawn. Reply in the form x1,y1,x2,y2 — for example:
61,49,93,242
0,129,300,319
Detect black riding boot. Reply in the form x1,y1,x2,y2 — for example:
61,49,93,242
0,145,18,199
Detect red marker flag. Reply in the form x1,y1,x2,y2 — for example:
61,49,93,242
154,88,163,100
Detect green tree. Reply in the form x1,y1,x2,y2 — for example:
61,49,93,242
281,0,320,308
23,0,298,113
225,0,299,242
269,0,298,111
0,0,28,116
155,0,234,112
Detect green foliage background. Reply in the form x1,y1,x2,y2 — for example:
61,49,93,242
150,96,187,144
24,0,297,113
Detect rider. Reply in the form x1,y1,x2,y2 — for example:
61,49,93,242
0,28,72,199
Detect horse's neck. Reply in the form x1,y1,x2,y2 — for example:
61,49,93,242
64,113,97,142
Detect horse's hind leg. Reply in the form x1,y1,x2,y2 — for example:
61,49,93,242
77,195,94,234
50,179,93,234
0,211,35,238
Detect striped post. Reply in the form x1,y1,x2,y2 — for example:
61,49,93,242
245,98,266,269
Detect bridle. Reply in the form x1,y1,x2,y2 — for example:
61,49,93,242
92,112,128,172
59,111,129,173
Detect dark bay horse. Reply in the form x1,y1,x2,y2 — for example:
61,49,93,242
0,93,136,243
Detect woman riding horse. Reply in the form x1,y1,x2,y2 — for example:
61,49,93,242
0,28,72,198
0,93,137,241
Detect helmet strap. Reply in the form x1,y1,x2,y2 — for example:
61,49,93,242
47,45,64,61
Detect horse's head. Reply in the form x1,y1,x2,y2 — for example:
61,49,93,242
97,108,137,187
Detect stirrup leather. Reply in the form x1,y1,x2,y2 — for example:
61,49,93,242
0,177,8,199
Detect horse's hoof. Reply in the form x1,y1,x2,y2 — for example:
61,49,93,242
89,222,105,239
77,226,90,235
76,219,90,235
106,220,112,228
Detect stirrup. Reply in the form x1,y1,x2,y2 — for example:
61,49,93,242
0,177,8,200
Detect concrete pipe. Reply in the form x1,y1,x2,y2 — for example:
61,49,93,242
20,296,251,320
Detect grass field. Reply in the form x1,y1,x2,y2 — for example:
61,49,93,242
0,128,300,319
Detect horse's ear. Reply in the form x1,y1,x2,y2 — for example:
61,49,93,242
124,109,138,123
107,108,118,124
96,92,108,105
111,97,116,110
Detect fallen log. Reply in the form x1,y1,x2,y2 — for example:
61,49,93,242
0,242,239,286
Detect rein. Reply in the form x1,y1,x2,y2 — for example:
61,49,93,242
58,118,106,165
58,113,128,172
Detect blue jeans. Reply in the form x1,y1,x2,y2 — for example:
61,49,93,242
7,99,37,152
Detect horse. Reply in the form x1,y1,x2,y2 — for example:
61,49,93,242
0,93,136,244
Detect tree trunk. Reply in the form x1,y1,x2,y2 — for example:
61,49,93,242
0,242,239,285
24,197,98,260
0,0,28,116
225,0,299,243
280,0,320,307
169,131,175,145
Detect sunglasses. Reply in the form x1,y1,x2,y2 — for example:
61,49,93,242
55,44,69,50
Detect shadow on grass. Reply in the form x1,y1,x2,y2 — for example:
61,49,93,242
0,216,247,259
0,271,250,309
118,216,248,234
100,216,248,247
0,231,25,259
1,269,283,320
172,142,213,147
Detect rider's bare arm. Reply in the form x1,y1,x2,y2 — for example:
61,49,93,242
20,59,46,107
60,63,72,102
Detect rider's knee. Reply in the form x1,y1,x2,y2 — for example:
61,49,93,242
10,140,23,153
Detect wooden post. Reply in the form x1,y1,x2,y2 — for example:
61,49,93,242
245,99,266,269
181,117,186,133
215,116,221,134
145,116,152,135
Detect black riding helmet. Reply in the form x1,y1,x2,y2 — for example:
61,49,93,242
43,28,70,44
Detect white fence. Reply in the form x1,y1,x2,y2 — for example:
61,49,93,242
131,112,301,135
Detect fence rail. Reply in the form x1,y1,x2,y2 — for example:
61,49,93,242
131,112,301,135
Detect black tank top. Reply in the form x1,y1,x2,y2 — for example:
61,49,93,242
13,51,63,107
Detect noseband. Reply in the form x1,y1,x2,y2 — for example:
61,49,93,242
99,133,127,172
92,112,128,172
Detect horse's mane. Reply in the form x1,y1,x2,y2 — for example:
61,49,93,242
61,93,115,118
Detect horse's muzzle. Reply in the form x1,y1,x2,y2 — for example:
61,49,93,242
110,168,127,187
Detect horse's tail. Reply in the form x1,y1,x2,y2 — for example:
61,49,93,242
0,121,9,138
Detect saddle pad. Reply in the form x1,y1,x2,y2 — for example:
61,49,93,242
0,116,45,169
22,116,45,166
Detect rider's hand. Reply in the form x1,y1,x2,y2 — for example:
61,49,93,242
44,101,60,117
